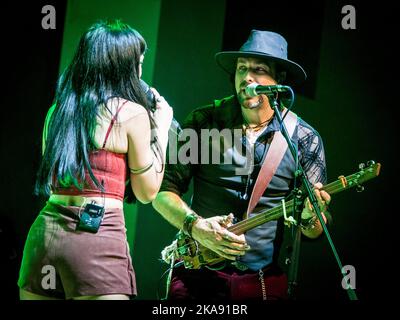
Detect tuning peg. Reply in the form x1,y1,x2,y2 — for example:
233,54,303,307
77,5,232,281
367,160,375,166
358,163,365,170
356,185,365,192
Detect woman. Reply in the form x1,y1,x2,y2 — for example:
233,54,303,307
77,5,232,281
18,20,173,300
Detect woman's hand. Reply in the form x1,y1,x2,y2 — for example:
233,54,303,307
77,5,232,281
150,87,173,132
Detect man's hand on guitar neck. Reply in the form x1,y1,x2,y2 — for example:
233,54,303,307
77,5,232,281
191,213,250,261
301,182,331,239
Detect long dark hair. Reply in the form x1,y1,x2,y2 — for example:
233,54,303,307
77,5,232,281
35,20,155,196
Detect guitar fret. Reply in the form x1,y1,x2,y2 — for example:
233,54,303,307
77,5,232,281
175,163,380,269
228,165,380,235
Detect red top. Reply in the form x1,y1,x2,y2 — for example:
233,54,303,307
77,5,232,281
52,102,128,201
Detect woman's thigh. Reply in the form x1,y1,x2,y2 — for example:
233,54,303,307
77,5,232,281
20,289,61,300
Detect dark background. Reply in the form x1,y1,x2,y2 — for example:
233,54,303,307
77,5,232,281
0,0,396,303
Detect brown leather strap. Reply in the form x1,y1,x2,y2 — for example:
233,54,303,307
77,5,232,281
244,109,298,219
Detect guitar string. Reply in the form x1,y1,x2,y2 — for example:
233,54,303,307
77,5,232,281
176,182,348,252
176,181,353,251
175,171,374,254
229,180,347,233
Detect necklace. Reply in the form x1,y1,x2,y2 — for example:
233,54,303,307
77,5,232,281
243,113,274,132
243,113,274,145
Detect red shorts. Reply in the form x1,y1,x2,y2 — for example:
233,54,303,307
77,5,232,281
18,202,136,299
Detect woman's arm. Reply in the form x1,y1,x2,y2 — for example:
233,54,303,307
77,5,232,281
125,101,172,203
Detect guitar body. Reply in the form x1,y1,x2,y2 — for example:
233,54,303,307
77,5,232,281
176,231,224,269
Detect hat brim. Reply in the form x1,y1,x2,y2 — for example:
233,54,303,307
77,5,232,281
215,51,307,85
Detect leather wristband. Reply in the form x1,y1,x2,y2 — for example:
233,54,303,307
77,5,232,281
182,212,199,238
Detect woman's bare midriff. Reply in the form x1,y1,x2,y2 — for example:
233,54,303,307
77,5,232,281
49,194,123,209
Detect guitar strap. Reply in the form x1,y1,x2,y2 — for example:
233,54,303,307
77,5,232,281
244,108,298,219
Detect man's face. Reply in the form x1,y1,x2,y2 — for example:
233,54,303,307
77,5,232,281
235,57,278,109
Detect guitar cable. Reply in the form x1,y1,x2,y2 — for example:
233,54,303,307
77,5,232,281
157,257,184,300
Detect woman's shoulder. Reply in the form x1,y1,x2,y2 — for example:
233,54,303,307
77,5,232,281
106,98,149,122
121,99,148,116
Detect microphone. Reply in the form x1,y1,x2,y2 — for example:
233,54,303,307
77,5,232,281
245,83,291,97
140,80,182,135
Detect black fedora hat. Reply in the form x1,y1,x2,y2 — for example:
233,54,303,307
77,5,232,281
215,30,307,85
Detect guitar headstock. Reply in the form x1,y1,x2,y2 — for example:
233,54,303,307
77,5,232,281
341,161,381,190
325,161,381,195
354,160,381,186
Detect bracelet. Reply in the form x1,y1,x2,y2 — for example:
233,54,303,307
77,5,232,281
300,215,318,230
129,159,154,175
182,212,200,238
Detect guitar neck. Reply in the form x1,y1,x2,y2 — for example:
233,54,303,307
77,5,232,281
228,164,380,235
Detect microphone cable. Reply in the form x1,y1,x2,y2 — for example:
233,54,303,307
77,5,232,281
280,85,295,122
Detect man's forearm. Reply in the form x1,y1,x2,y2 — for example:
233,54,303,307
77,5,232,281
152,191,195,230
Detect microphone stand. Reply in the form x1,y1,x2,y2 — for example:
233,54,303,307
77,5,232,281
287,182,305,299
268,95,358,300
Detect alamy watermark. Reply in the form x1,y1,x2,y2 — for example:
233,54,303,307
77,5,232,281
159,128,256,175
341,264,356,290
41,264,56,290
341,5,356,30
41,5,56,30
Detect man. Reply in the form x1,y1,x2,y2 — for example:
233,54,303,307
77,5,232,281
152,30,331,300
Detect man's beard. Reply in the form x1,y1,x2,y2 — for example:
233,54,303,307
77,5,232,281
248,97,263,109
238,93,264,109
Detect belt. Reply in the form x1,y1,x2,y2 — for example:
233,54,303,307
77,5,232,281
231,261,249,271
218,261,278,276
204,260,252,274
